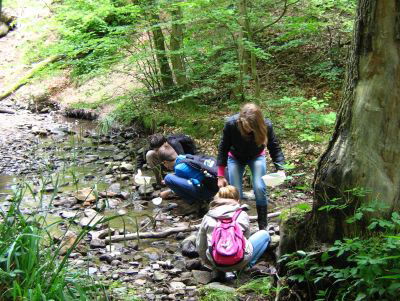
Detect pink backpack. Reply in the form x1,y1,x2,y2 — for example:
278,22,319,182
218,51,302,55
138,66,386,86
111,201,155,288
210,209,246,266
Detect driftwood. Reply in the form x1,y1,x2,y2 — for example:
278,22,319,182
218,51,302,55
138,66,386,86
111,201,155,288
0,55,62,101
105,211,281,243
0,108,15,114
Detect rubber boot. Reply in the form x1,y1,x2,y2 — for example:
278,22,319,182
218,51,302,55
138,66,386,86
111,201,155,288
256,205,268,230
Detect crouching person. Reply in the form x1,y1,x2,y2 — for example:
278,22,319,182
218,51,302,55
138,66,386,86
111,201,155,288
196,186,270,281
159,152,220,205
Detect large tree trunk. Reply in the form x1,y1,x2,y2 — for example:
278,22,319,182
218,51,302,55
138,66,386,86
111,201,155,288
170,3,187,86
313,0,400,241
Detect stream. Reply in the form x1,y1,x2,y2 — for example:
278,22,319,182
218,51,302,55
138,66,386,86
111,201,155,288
0,98,281,300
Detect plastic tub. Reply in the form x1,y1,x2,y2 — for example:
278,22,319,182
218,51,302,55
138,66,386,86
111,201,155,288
262,173,285,187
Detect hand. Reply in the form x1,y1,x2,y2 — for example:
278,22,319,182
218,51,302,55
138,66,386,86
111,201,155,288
218,177,228,188
160,189,172,199
277,170,286,178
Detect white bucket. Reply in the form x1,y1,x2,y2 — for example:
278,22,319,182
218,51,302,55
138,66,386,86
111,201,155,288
262,173,285,187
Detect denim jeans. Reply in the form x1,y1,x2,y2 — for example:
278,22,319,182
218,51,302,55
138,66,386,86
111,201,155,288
248,230,270,267
227,155,268,206
164,174,217,204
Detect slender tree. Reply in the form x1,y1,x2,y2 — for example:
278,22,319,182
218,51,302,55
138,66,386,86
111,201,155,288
170,1,187,86
313,0,400,240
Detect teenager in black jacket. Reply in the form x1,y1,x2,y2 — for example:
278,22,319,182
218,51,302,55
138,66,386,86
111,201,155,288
143,133,197,185
217,103,285,230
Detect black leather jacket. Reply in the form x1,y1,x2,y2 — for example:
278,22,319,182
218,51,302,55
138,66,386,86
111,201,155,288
217,114,285,170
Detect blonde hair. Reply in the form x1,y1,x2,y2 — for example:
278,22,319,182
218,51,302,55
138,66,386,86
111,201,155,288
238,103,268,147
217,185,240,201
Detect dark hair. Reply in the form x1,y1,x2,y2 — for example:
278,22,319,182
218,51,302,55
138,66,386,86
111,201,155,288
149,133,167,149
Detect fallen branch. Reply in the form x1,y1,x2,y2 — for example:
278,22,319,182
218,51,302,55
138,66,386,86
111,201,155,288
105,211,281,243
0,55,63,101
105,225,199,243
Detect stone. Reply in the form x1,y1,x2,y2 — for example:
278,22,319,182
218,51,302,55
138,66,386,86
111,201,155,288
205,282,235,293
53,197,77,207
99,254,114,264
59,210,81,219
89,228,114,240
112,273,120,280
192,270,213,285
134,279,146,286
120,162,134,172
124,269,139,275
153,271,168,281
185,259,202,271
111,259,121,266
88,267,98,275
169,281,186,291
90,238,106,248
269,234,280,249
75,187,96,204
106,198,121,209
59,231,78,256
139,184,154,195
180,236,199,258
107,183,121,194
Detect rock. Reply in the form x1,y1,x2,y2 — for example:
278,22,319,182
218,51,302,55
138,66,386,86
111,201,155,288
111,259,121,266
153,271,168,281
180,235,199,258
89,229,114,240
205,282,235,293
90,238,106,248
0,22,9,38
107,183,121,194
88,267,98,275
169,281,186,291
59,210,81,219
176,232,188,240
124,269,139,275
112,273,120,280
143,248,161,261
53,197,77,207
139,185,154,195
120,191,130,200
59,231,78,256
120,162,134,172
75,187,96,205
99,254,114,264
269,234,280,249
106,198,121,209
134,279,147,286
185,259,202,271
99,191,117,198
192,270,213,285
79,214,103,228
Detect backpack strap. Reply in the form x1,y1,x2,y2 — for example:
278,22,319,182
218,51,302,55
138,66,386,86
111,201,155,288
231,209,243,221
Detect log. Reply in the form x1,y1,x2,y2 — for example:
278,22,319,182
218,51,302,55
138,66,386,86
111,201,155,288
105,211,281,243
0,55,63,101
0,108,15,114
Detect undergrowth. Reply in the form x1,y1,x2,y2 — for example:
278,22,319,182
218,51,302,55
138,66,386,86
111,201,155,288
280,197,400,301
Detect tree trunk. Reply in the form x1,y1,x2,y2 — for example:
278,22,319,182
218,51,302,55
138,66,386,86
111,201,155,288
170,3,187,86
313,0,400,241
150,10,174,89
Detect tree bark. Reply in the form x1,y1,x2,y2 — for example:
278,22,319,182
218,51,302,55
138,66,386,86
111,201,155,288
313,0,400,240
149,3,174,90
170,3,187,86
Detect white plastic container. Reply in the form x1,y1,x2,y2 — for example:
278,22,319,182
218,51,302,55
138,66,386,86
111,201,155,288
262,173,286,187
151,197,163,206
134,169,152,185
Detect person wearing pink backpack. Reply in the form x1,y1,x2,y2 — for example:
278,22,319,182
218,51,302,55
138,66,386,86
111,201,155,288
196,186,270,280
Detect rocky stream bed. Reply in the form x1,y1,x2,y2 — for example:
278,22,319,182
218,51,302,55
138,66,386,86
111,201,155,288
0,98,314,300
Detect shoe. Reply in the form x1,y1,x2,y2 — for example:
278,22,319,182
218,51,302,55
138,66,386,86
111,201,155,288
256,205,268,230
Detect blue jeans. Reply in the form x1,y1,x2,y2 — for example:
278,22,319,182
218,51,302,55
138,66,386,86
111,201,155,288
248,230,270,267
164,174,217,204
228,155,268,206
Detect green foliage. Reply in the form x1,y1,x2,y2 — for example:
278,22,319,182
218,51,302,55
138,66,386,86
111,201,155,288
269,95,336,143
281,202,312,221
237,277,274,297
199,287,237,301
31,0,141,81
281,199,400,301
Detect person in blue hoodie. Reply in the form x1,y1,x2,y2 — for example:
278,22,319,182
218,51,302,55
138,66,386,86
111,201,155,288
158,151,219,205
